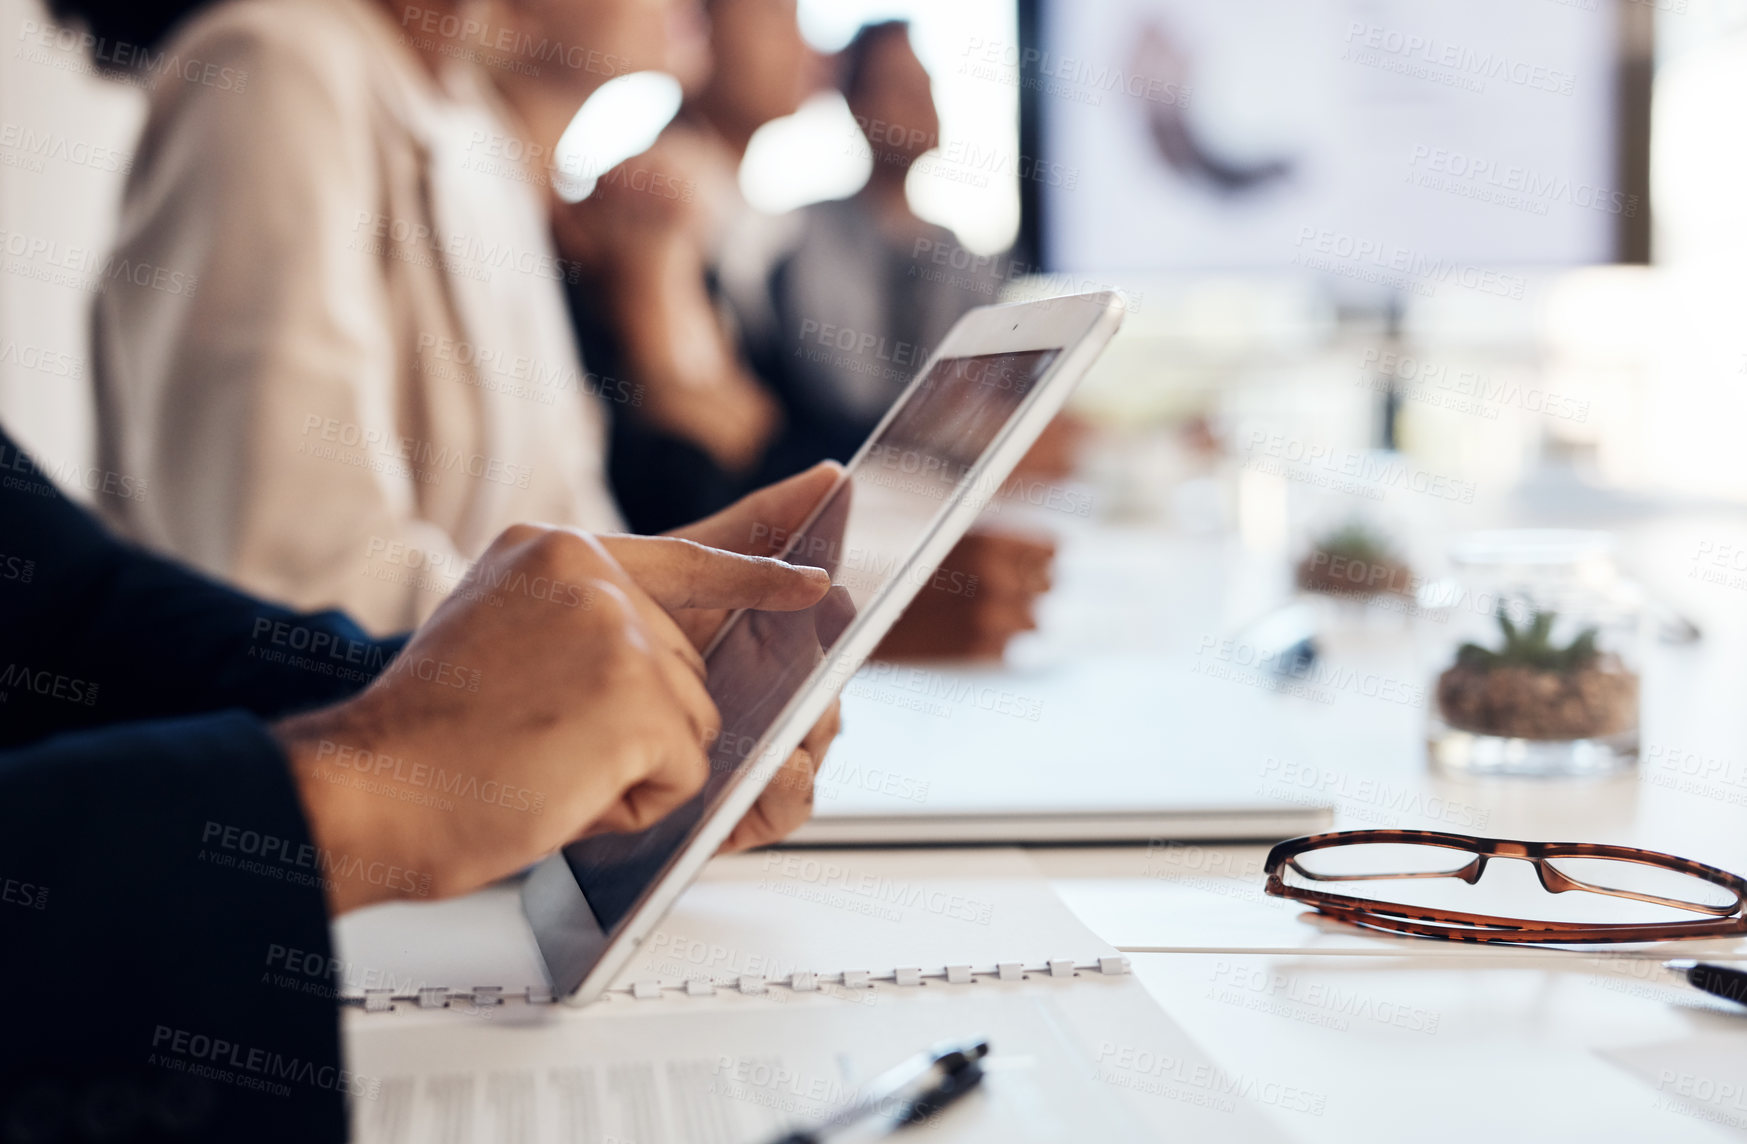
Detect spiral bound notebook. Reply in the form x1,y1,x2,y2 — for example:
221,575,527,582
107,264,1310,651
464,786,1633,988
336,850,1296,1142
331,849,1128,1009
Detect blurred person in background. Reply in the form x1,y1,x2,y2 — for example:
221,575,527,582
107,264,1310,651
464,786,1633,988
552,0,817,535
550,1,1060,658
57,0,1055,658
63,0,698,635
761,20,1006,462
720,15,1084,483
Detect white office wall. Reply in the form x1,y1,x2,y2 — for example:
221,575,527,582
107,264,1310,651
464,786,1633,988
1652,3,1747,269
0,0,142,492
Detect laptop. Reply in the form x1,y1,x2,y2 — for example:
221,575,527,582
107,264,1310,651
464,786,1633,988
787,656,1334,847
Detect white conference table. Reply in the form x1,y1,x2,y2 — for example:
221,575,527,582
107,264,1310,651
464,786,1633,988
839,498,1747,1142
337,489,1747,1142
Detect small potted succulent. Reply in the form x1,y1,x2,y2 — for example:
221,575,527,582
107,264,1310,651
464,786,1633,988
1426,531,1643,777
1435,606,1639,744
1295,522,1414,601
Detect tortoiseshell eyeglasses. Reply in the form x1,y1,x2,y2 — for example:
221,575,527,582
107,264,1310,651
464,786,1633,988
1263,829,1747,944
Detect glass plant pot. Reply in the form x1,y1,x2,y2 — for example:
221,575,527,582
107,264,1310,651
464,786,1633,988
1425,531,1643,778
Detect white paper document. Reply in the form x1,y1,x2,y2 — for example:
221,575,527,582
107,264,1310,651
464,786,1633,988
345,974,1290,1144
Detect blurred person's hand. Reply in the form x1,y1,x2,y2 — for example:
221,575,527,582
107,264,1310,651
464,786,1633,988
550,131,715,269
876,530,1058,661
627,302,783,473
1008,414,1090,484
277,521,831,914
551,133,782,472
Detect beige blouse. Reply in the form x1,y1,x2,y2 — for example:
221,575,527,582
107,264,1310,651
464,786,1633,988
94,0,621,635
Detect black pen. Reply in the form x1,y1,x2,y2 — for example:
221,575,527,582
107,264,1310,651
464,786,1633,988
767,1037,991,1144
1665,961,1747,1008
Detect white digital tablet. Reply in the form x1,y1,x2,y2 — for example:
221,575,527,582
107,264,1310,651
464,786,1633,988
522,292,1126,1004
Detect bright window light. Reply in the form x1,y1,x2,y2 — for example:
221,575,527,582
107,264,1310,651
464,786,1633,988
739,92,871,215
555,71,685,203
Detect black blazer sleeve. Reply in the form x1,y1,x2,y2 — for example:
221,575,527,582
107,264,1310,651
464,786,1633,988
0,430,405,750
0,429,405,1142
1,714,356,1143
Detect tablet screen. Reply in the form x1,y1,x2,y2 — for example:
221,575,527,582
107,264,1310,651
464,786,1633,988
557,348,1061,931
